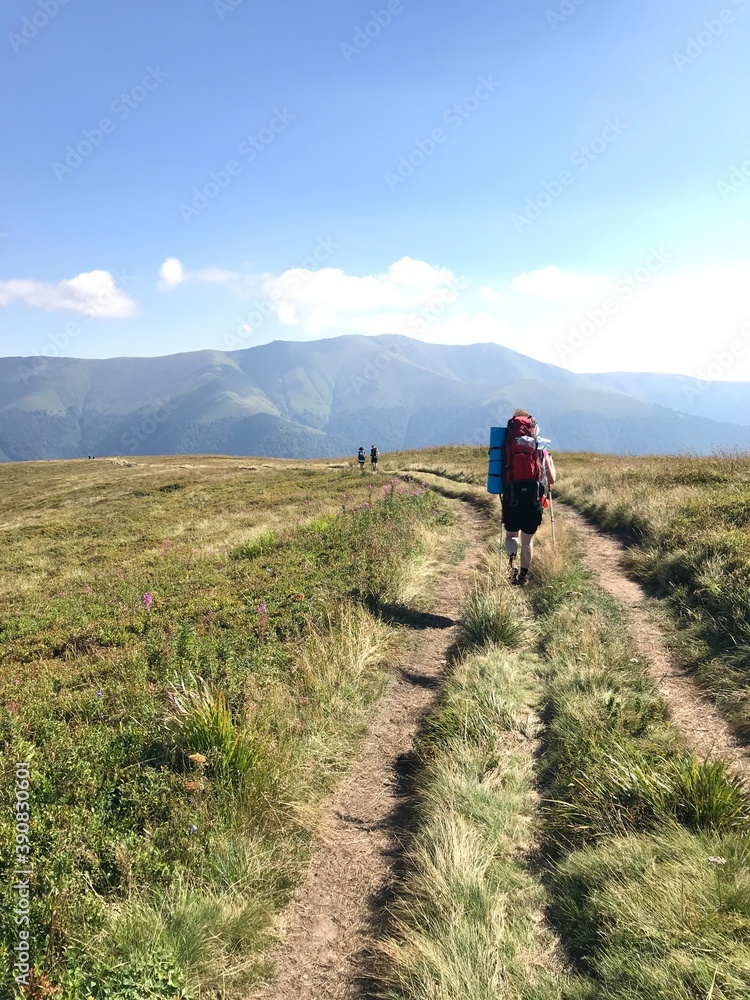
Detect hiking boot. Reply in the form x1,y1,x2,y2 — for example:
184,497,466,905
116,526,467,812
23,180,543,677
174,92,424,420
516,572,529,588
508,555,517,582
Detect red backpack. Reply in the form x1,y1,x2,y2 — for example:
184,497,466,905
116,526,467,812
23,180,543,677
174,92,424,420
503,414,545,506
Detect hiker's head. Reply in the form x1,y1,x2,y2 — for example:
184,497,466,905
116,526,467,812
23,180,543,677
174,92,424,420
513,408,530,418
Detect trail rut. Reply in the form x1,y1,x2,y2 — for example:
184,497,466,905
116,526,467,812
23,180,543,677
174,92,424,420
253,504,488,1000
558,502,750,781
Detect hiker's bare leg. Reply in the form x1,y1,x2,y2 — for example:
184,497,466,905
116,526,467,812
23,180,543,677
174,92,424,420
505,531,519,560
520,531,534,570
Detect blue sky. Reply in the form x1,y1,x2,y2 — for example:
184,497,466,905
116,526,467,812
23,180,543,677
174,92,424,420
2,0,750,379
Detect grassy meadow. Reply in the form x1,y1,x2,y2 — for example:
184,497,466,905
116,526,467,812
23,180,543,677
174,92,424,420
380,495,750,1000
554,452,750,736
0,454,456,998
4,445,750,999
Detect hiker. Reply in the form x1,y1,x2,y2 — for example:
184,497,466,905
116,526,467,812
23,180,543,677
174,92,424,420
501,409,556,586
357,446,366,471
370,445,379,471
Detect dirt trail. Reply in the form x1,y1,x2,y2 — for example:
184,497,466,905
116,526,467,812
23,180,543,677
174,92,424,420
253,504,488,1000
558,503,750,780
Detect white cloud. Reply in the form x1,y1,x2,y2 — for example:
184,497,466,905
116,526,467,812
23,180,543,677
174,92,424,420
262,257,460,335
511,265,610,302
159,253,750,381
479,285,508,305
561,263,750,379
0,270,138,318
158,257,239,291
194,267,237,285
158,257,185,290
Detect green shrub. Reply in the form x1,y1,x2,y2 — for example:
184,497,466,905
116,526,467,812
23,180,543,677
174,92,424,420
669,754,750,831
164,675,257,780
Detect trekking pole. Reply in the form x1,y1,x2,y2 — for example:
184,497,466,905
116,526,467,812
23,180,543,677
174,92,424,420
547,487,556,547
500,520,505,567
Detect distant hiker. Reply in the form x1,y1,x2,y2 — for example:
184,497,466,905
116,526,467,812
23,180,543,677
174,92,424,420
501,409,556,586
357,446,366,471
370,445,379,471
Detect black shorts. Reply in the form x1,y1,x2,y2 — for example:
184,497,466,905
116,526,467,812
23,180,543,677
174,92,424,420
501,497,543,535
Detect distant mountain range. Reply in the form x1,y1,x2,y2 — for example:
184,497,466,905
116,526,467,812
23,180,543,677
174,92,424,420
1,334,748,461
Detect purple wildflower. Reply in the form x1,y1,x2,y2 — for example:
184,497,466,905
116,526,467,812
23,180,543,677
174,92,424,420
142,593,153,610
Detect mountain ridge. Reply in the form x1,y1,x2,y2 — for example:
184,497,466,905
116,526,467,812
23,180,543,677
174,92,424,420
1,334,748,461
